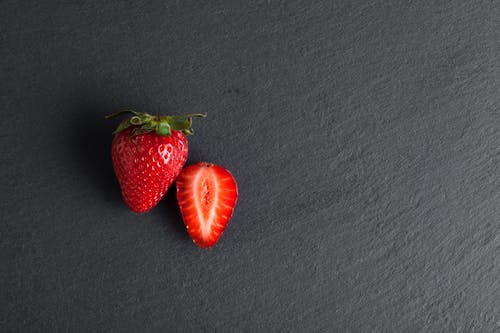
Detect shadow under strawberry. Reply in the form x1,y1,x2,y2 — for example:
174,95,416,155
70,105,122,206
153,186,191,241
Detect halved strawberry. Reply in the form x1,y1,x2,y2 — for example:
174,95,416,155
176,162,238,248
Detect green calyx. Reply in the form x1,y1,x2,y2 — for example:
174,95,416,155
105,110,206,137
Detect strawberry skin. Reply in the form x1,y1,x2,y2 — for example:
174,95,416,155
111,128,187,213
176,162,238,248
107,110,205,213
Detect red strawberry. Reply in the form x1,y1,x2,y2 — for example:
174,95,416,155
176,162,238,248
107,110,205,213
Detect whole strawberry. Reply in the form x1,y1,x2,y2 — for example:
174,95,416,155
107,110,205,213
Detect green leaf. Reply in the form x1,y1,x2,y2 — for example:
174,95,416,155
105,110,140,119
183,128,194,135
167,116,192,131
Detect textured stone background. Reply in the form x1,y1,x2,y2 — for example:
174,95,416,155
1,1,500,331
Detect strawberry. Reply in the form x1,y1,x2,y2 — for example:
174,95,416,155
106,110,205,213
176,162,238,248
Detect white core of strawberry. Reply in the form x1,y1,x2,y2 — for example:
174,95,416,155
193,168,219,238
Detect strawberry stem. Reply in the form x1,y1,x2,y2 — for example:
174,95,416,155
106,110,206,137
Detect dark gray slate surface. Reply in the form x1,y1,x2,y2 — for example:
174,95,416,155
1,1,500,331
